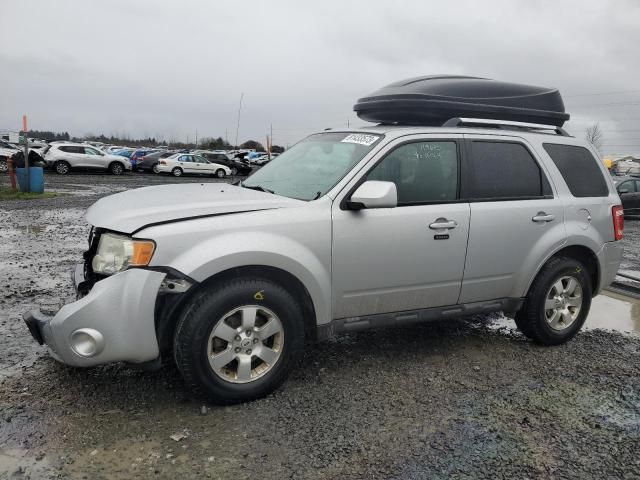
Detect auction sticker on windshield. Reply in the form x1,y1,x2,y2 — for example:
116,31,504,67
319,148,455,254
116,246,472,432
341,133,380,146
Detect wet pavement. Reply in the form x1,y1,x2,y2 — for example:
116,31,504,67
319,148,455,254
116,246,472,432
1,172,640,479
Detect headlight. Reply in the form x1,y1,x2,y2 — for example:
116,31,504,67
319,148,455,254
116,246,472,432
91,233,155,275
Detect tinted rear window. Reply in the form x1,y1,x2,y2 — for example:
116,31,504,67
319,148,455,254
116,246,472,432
543,144,608,197
467,141,550,200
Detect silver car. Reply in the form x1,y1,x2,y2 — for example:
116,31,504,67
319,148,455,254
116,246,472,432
24,123,624,404
44,142,132,175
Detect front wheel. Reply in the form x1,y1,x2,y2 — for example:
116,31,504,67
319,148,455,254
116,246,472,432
515,256,592,345
215,169,225,178
109,162,124,175
174,278,305,404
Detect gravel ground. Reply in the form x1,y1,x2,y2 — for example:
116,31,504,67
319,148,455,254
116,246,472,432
1,172,640,479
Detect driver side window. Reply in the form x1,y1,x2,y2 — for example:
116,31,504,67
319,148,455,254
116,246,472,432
366,141,458,205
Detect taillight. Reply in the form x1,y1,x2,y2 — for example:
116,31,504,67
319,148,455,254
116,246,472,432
160,160,166,165
612,205,624,241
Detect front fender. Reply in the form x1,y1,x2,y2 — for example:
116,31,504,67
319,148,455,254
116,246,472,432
163,232,332,326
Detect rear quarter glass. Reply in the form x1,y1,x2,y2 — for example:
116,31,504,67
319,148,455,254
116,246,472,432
542,143,608,197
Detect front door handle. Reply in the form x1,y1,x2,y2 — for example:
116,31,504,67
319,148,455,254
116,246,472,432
429,218,458,230
532,212,555,223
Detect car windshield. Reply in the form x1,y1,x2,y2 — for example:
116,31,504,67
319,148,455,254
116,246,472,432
242,132,382,200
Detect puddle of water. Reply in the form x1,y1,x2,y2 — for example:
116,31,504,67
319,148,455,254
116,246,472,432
585,291,640,333
488,291,640,335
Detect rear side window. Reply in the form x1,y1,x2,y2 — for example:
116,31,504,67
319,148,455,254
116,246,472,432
59,146,83,154
543,144,608,197
466,141,550,200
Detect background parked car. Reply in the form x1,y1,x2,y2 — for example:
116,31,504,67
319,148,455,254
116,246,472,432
44,143,132,175
137,150,176,173
156,153,231,177
613,176,640,217
0,143,20,172
194,150,253,175
130,149,156,169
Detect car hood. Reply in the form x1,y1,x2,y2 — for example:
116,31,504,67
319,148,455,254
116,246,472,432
85,183,303,234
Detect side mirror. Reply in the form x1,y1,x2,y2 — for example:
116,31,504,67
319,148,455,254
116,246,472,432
347,180,397,210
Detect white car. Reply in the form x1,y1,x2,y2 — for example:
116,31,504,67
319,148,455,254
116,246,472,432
44,142,132,175
0,142,19,172
156,153,232,178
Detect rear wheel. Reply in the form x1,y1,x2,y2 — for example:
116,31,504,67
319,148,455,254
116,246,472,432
174,278,305,404
0,157,7,173
152,163,160,174
109,162,124,175
515,256,592,345
216,169,225,178
55,161,71,175
172,167,183,177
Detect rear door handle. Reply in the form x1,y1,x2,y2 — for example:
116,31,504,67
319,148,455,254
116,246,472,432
532,212,555,223
429,218,458,230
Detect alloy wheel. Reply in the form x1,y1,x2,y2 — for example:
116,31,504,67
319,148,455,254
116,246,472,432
544,276,583,331
207,306,284,384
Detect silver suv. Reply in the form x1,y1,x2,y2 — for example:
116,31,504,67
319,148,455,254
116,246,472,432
44,142,132,175
24,121,624,404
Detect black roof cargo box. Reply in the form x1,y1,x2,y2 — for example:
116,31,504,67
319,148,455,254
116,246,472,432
354,75,570,127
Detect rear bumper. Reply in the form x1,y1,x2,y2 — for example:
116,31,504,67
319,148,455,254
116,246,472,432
597,241,624,294
23,266,166,367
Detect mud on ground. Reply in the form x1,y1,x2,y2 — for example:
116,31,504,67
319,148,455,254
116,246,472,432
1,173,640,479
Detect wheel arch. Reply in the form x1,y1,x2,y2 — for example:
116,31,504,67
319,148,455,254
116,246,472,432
156,265,319,353
526,244,600,297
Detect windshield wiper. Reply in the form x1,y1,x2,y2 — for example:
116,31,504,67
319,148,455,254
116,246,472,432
240,181,275,194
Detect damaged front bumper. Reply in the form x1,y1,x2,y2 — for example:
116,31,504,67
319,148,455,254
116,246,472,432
23,265,167,367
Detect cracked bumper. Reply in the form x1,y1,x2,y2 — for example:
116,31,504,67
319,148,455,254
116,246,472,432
23,266,166,367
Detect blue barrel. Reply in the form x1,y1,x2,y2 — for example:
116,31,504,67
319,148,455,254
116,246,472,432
16,167,45,194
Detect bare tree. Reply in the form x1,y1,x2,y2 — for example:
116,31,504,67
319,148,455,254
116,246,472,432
585,123,604,152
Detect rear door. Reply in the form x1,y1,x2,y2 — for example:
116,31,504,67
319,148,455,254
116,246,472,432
59,146,86,167
459,136,566,303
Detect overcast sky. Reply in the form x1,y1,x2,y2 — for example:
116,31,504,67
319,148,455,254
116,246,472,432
1,0,640,155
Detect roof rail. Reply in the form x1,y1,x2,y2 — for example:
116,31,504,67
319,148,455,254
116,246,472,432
442,117,571,137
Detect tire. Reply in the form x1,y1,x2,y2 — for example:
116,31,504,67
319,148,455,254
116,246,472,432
0,158,7,173
515,256,592,345
55,161,71,175
230,167,238,176
109,162,124,175
174,277,305,404
172,167,183,177
152,163,160,174
215,169,225,178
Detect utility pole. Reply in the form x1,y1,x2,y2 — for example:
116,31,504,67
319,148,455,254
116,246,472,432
269,123,273,160
195,129,198,148
22,115,29,192
225,129,228,145
234,93,244,148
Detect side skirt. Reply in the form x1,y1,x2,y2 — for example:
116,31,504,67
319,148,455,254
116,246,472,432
316,297,523,341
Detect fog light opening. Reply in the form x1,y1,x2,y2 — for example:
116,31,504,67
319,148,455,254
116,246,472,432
70,328,105,357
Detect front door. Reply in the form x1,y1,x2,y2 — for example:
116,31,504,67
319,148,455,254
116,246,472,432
332,137,470,319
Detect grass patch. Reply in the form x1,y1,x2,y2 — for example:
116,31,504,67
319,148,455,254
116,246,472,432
0,186,61,201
